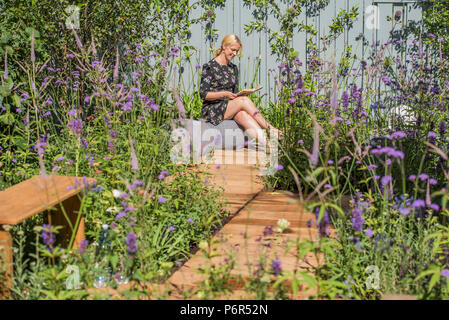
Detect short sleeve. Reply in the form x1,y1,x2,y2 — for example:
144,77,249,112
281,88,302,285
199,63,212,100
232,64,239,94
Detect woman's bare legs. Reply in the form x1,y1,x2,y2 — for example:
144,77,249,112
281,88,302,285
225,96,283,138
233,111,267,146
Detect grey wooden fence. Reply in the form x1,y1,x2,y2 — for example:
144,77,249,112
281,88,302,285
180,0,423,102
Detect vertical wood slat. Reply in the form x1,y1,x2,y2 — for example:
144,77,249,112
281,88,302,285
181,0,422,99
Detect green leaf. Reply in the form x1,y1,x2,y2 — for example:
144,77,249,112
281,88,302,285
428,272,440,293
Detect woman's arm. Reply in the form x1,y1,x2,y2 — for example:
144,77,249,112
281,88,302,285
205,91,237,101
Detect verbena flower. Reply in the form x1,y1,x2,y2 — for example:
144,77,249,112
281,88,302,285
158,196,166,203
411,199,425,208
419,173,429,181
389,131,406,140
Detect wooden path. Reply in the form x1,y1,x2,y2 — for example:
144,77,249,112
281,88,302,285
163,148,324,299
89,148,328,299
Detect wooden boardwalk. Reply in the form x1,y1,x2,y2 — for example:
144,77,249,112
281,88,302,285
164,148,324,299
89,148,327,299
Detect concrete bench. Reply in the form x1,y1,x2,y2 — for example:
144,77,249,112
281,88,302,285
0,174,96,297
171,119,250,163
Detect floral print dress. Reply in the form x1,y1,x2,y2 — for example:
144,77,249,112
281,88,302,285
199,59,239,126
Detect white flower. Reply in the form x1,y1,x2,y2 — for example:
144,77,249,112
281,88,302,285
277,218,290,233
112,189,123,198
106,206,120,213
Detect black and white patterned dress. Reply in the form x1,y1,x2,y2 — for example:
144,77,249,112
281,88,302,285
199,59,239,126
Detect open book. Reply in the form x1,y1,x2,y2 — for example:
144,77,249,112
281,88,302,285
237,85,263,96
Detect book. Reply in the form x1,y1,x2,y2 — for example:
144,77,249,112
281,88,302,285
236,85,263,96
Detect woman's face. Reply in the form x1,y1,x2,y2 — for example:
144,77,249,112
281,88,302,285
223,43,241,61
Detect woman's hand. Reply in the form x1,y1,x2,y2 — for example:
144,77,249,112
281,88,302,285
223,91,237,100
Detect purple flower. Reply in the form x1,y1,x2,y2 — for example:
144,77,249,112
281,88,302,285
381,76,391,84
341,91,349,107
41,224,56,252
365,229,374,238
272,259,282,276
429,178,437,185
428,131,437,139
412,199,426,208
389,131,406,140
288,97,296,104
276,164,284,170
368,164,378,170
158,170,169,180
419,174,429,181
381,176,393,187
126,232,138,256
79,240,89,254
158,196,166,203
298,139,303,144
441,269,449,278
130,180,144,190
263,225,273,237
429,203,440,211
187,218,194,223
168,226,176,232
409,175,417,181
399,208,411,216
351,208,364,232
115,211,127,220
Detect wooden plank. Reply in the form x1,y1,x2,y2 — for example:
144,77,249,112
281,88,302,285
0,175,96,225
0,230,12,298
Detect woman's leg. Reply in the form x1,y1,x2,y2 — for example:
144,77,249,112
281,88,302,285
225,96,283,138
233,110,267,146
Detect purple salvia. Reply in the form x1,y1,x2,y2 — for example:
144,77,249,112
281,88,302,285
351,208,364,232
129,138,139,171
31,29,35,62
341,91,349,108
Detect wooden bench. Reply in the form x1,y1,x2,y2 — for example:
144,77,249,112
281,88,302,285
0,174,96,297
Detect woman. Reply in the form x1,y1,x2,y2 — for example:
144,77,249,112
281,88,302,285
199,34,282,147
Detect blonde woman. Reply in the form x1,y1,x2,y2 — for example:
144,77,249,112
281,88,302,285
199,34,282,147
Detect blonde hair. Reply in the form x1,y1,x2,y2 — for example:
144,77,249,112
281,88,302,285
214,34,242,58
